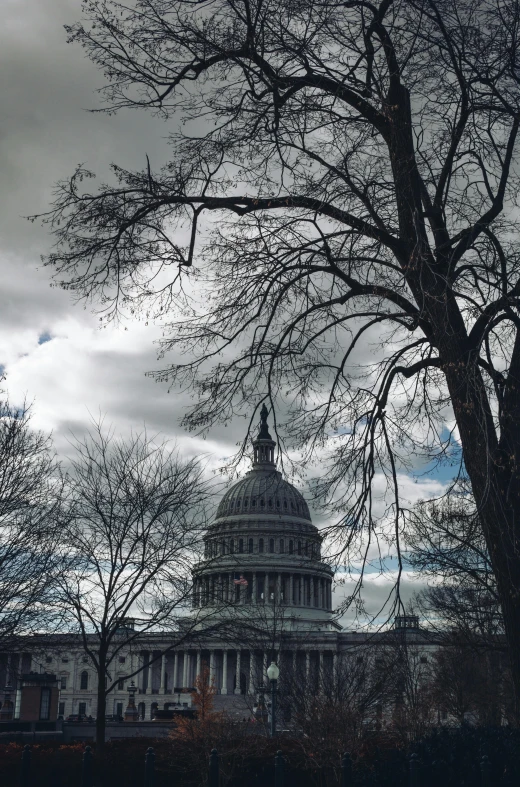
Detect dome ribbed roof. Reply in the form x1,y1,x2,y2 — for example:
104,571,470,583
216,468,312,521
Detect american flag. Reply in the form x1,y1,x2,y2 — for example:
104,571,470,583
233,574,248,586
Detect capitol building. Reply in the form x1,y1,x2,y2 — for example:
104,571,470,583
0,409,435,723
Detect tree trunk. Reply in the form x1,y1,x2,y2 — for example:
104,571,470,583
441,347,520,723
385,82,520,722
95,675,107,754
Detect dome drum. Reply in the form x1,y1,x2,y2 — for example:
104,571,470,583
203,533,322,561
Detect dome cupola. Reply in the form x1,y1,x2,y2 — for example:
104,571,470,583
252,404,276,466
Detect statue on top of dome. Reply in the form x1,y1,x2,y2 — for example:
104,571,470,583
258,403,272,440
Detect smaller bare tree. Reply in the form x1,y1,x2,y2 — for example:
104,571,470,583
0,397,62,654
379,638,435,743
55,421,210,749
406,493,502,644
430,640,508,726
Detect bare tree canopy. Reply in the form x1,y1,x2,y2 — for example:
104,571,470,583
0,398,61,651
56,421,209,745
36,0,520,713
406,494,503,642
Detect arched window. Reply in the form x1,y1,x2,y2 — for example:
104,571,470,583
244,498,249,509
297,541,302,555
80,671,89,690
221,540,226,555
269,538,275,553
229,538,234,554
260,498,265,508
304,541,308,556
238,538,244,553
276,498,280,508
236,499,241,510
284,500,288,509
259,538,264,553
252,498,256,508
268,498,273,508
248,538,254,553
280,539,284,553
289,540,294,554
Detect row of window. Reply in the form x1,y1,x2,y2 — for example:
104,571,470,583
220,496,305,515
46,655,127,665
205,537,319,558
60,671,127,691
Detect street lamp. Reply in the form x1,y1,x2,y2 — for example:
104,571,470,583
266,661,280,737
124,680,139,722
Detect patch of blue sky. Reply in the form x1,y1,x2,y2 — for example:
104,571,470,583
38,332,52,345
411,426,463,484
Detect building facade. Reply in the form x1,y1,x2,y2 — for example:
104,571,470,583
1,410,448,723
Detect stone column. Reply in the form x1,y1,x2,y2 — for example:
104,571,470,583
182,652,189,688
249,651,255,694
292,650,297,675
310,576,315,607
333,652,338,686
196,651,202,685
252,573,257,604
173,653,178,690
289,574,294,605
319,651,324,692
234,651,242,694
221,651,228,695
146,652,153,694
160,654,167,694
263,652,268,686
136,653,142,691
209,650,216,687
276,573,282,604
305,651,311,683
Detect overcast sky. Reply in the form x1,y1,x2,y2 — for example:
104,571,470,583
0,0,448,626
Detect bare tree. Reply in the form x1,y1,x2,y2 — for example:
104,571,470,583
380,637,436,742
430,641,507,726
36,0,520,715
0,397,62,653
406,494,503,643
56,421,210,748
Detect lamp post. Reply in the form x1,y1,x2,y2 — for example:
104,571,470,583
124,680,139,722
266,661,280,737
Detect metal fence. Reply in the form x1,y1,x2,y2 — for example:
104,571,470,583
15,743,496,787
